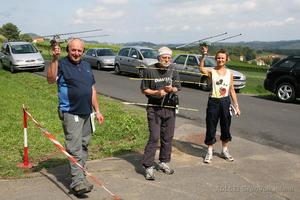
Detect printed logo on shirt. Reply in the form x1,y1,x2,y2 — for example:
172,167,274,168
216,78,229,97
154,77,171,83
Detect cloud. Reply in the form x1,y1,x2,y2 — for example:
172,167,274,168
65,0,300,42
99,0,129,5
73,6,125,24
0,11,11,18
157,0,256,19
228,17,297,29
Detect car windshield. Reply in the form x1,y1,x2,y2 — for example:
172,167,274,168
97,49,115,56
140,49,158,59
11,44,38,54
205,57,216,67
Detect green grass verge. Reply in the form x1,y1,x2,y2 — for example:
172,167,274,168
0,69,148,178
225,61,271,95
236,69,270,94
227,60,269,72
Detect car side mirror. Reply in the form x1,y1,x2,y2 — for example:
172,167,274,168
132,54,138,59
92,53,96,57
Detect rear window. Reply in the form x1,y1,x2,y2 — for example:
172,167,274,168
140,49,158,59
174,55,187,64
119,48,130,56
11,44,38,54
275,59,296,69
204,57,216,67
97,49,115,56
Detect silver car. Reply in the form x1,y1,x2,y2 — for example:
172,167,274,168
114,46,158,77
173,54,246,92
0,41,45,73
82,48,115,70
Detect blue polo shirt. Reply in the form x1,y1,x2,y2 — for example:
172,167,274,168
57,57,95,115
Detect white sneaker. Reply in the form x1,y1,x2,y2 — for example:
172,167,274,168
221,150,234,162
204,152,213,164
145,166,155,180
157,162,174,175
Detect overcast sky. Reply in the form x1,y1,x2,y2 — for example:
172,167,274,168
1,0,300,44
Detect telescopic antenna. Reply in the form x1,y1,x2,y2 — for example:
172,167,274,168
41,28,103,38
175,32,227,49
211,33,242,44
76,34,110,39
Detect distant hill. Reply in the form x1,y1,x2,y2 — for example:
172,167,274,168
122,41,158,48
121,40,300,51
84,40,99,44
221,40,300,50
26,33,41,38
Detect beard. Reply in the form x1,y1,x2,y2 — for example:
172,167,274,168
159,61,171,68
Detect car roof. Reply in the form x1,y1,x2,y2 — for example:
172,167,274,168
88,48,113,50
286,55,300,59
175,53,215,59
121,46,155,50
5,41,32,46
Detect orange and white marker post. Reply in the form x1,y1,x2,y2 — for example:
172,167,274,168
17,105,33,168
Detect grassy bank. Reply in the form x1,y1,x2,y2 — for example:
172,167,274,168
0,69,148,178
235,69,269,94
226,60,270,94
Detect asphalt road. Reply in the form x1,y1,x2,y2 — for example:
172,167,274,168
36,62,300,155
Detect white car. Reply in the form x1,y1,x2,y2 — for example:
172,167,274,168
173,54,246,92
1,41,45,73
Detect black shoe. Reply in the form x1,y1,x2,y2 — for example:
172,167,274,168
83,179,93,193
72,182,89,196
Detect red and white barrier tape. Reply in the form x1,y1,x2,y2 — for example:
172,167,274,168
23,107,121,200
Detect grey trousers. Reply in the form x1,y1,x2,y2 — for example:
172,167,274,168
59,111,92,189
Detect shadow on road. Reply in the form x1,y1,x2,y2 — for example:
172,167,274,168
173,139,207,159
251,94,300,105
114,151,145,176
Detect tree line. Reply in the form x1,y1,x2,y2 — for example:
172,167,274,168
0,22,32,43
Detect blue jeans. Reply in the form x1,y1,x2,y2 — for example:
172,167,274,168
205,96,232,145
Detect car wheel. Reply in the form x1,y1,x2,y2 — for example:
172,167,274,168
10,63,15,73
114,65,121,74
276,82,295,103
201,77,211,91
138,68,144,78
235,89,240,93
97,62,102,70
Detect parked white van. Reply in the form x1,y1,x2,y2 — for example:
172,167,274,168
0,41,45,73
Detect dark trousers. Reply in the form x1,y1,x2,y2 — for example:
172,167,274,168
205,96,232,145
142,107,176,168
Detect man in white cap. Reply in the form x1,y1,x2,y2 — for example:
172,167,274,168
140,46,181,180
